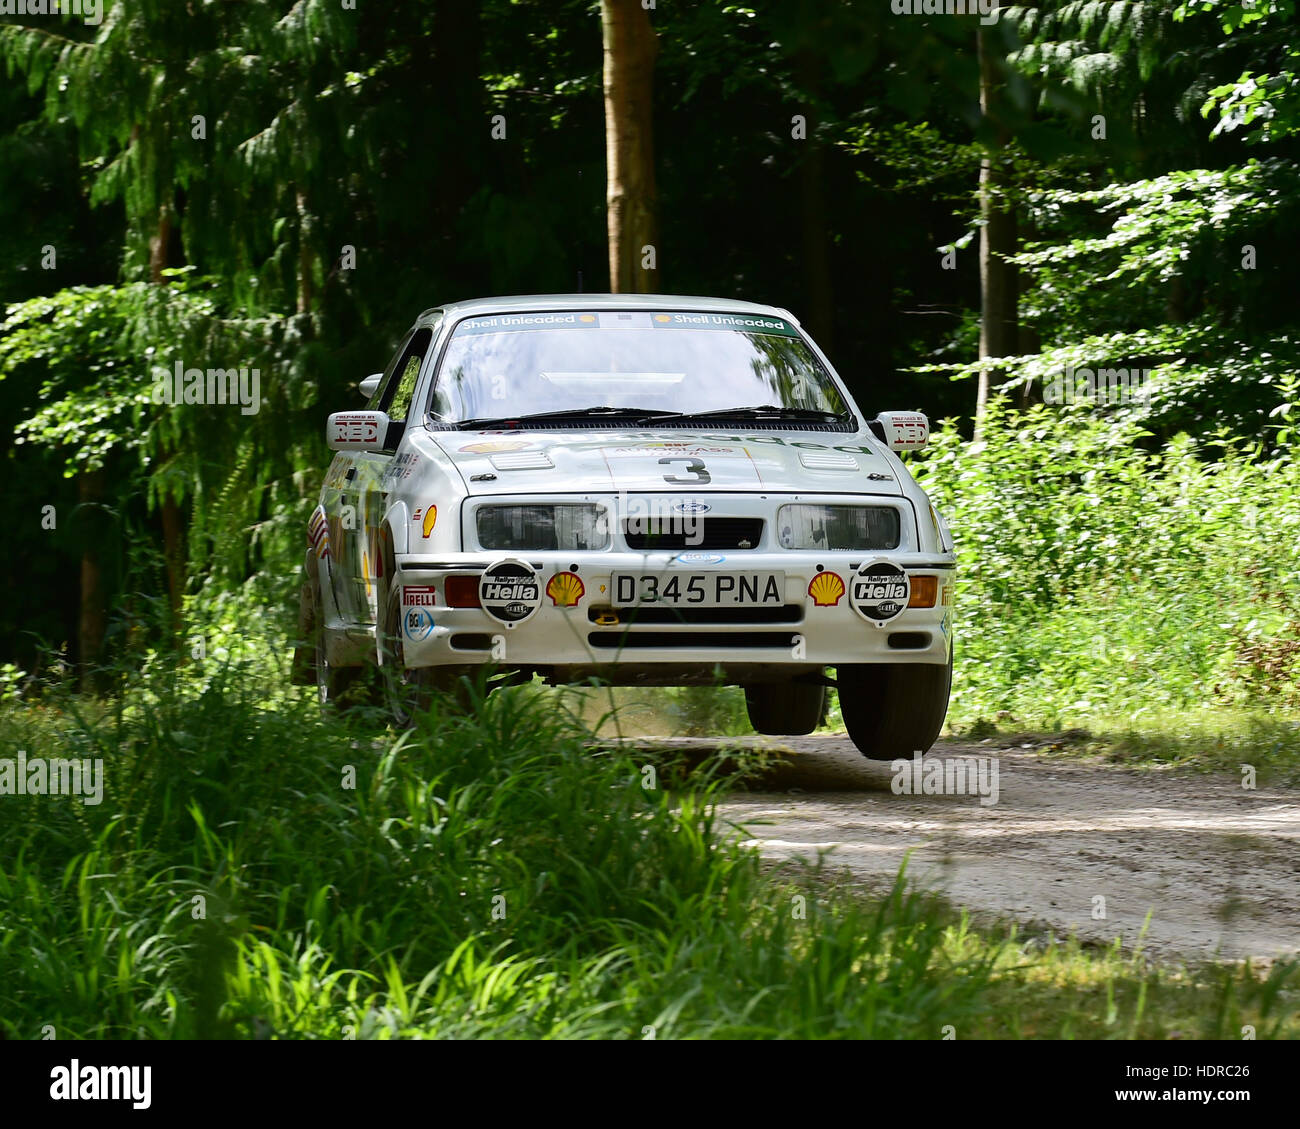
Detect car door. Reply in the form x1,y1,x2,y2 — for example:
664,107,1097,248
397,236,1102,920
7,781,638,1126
336,325,435,626
319,333,400,629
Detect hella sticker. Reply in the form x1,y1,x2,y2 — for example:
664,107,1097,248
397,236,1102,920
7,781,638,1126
479,559,542,626
850,560,910,627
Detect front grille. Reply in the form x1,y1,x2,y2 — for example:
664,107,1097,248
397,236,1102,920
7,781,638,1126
622,517,764,551
587,604,801,625
588,631,799,650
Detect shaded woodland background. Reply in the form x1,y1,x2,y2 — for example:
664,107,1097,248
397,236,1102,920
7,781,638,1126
2,0,1298,680
4,1,1300,1044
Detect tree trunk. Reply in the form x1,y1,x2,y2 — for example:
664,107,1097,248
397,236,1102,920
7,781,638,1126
78,468,107,690
975,28,1018,438
149,210,172,285
602,0,658,293
1016,211,1042,406
160,493,185,624
150,206,186,623
794,57,834,353
296,188,314,315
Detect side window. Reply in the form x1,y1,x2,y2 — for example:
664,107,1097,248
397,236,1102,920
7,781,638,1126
366,329,412,410
378,327,433,422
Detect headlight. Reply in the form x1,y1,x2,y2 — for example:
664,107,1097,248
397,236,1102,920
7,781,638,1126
777,505,900,551
476,504,610,551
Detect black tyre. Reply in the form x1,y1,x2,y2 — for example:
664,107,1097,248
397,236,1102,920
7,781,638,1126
838,654,952,760
744,681,827,736
379,582,475,725
380,582,438,726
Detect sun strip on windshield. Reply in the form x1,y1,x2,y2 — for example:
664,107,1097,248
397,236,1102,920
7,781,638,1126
454,311,800,337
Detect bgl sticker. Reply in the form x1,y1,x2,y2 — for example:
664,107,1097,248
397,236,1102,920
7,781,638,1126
403,607,436,641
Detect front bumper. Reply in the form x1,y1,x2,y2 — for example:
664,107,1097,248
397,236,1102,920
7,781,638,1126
392,549,955,673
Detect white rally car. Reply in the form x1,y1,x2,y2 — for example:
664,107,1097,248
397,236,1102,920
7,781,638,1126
292,294,956,758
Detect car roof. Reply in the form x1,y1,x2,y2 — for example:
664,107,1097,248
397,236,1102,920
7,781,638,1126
416,293,800,327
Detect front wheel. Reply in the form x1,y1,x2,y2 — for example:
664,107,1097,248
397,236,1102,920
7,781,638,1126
744,681,827,736
379,582,476,726
838,654,952,761
380,582,440,726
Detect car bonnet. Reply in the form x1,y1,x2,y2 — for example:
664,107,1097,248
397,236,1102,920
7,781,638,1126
421,428,904,496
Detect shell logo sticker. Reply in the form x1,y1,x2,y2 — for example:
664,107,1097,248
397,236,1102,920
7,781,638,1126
808,571,845,607
579,314,597,323
546,571,585,607
414,504,437,538
654,315,673,323
459,440,533,454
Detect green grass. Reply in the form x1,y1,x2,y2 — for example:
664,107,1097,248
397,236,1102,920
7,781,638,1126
911,401,1300,744
793,871,1300,1040
1004,709,1300,786
1,649,1297,1040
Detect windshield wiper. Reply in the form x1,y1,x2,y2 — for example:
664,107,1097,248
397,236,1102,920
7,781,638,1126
451,406,682,430
660,405,851,423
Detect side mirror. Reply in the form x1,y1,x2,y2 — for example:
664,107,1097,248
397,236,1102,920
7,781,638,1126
327,410,394,452
872,411,929,452
359,373,382,399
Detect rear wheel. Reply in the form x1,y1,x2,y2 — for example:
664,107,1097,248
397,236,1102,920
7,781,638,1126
313,583,380,712
838,654,952,761
744,680,827,736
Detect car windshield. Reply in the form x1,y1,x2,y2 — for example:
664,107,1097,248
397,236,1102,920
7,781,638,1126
426,309,849,424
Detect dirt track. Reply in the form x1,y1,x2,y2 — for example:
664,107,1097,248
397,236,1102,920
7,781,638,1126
658,735,1300,962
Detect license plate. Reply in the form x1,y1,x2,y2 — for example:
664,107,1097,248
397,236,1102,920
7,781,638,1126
611,571,785,607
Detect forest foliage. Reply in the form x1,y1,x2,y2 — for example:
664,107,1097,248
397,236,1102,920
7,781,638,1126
1,0,1296,716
